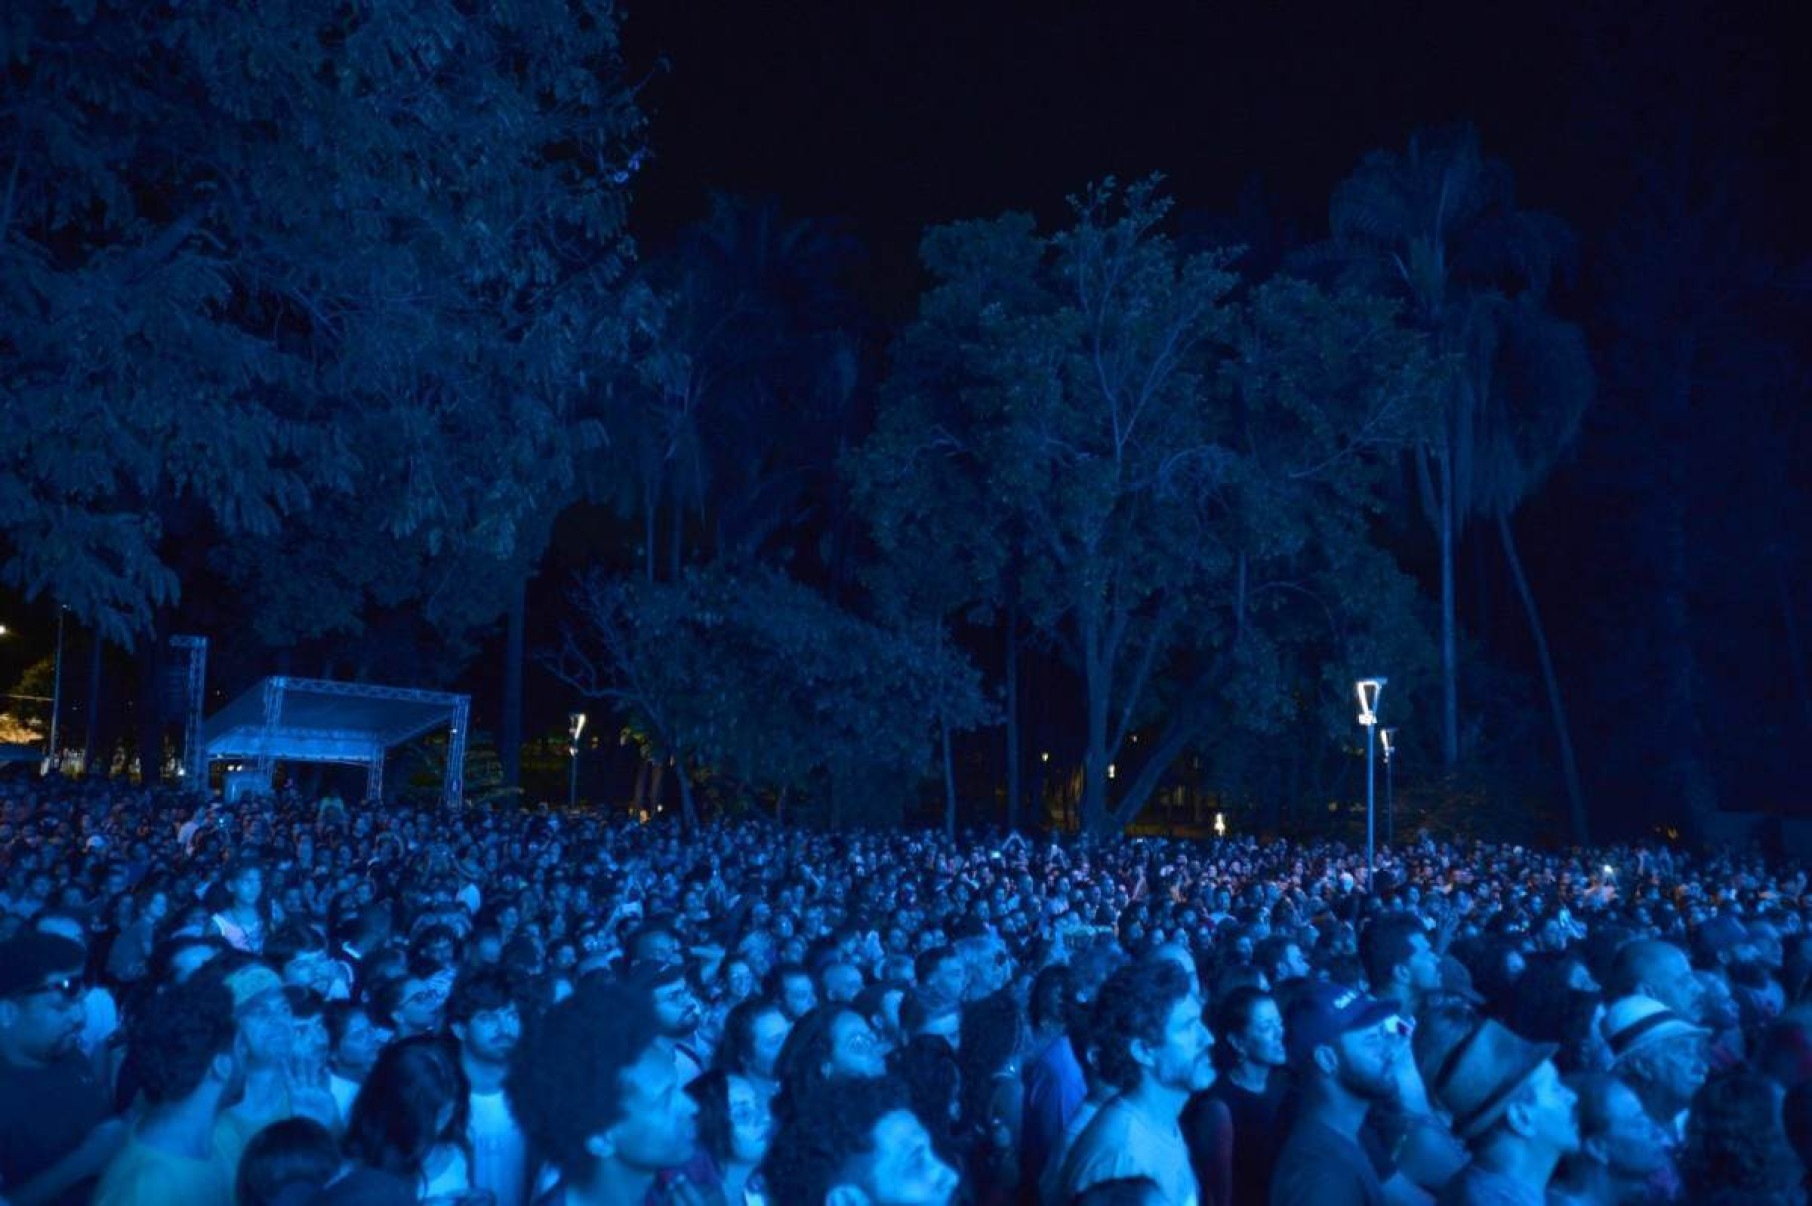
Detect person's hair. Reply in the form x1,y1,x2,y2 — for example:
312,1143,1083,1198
506,976,663,1179
447,966,519,1026
957,989,1024,1133
322,998,376,1051
890,1034,961,1148
264,920,327,968
773,1004,862,1121
1253,935,1299,981
130,977,238,1104
685,1068,739,1171
235,1116,339,1206
1028,964,1073,1032
1091,958,1192,1094
342,1034,467,1182
365,974,410,1031
914,945,959,984
1781,1079,1812,1175
760,1074,914,1206
1679,1069,1802,1200
1607,939,1681,1000
715,998,783,1077
1210,985,1273,1074
1359,914,1426,990
1568,1072,1632,1148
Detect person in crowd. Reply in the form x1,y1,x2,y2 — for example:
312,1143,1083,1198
918,946,969,1013
322,1000,392,1128
1677,1069,1804,1206
760,1073,959,1206
1059,958,1211,1205
0,930,124,1206
506,976,699,1205
448,968,530,1206
638,960,709,1085
1550,1073,1676,1206
957,988,1030,1203
1421,1017,1579,1205
660,1069,774,1205
1606,942,1705,1027
1271,982,1405,1206
235,1117,340,1206
211,857,273,955
317,1034,471,1203
715,999,792,1109
92,977,242,1206
773,1003,888,1124
1020,964,1086,1195
210,960,339,1178
1183,984,1288,1206
1362,914,1446,1024
1600,994,1710,1143
771,963,819,1023
1255,934,1314,990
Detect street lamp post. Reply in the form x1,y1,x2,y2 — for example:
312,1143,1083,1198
1355,678,1387,886
1381,728,1397,849
46,606,66,776
567,712,586,809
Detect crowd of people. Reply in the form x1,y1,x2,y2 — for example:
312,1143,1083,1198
4,773,1812,1205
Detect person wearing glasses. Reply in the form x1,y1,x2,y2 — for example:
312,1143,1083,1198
0,931,124,1206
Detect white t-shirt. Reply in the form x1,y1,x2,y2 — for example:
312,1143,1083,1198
1060,1095,1199,1206
469,1088,529,1206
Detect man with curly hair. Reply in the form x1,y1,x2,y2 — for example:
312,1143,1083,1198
505,977,700,1205
761,1074,959,1205
1058,957,1211,1206
93,977,243,1206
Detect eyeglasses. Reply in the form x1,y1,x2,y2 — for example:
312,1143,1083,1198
23,977,84,1002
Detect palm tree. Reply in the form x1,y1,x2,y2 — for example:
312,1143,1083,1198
1330,125,1593,841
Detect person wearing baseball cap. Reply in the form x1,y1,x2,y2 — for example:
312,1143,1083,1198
1422,1017,1579,1204
1271,983,1404,1206
0,931,124,1205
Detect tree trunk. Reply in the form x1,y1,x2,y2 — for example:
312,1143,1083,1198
1439,452,1460,768
1497,512,1588,844
644,487,658,585
676,763,699,831
1004,600,1020,831
941,713,957,840
500,578,525,790
82,635,104,774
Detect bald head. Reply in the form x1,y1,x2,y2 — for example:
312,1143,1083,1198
1610,940,1704,1024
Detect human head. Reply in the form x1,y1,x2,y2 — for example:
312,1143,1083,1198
1212,985,1285,1074
717,999,791,1082
0,931,88,1065
323,999,391,1081
507,977,697,1182
1090,958,1213,1097
1602,995,1710,1122
688,1069,774,1172
1361,914,1443,1009
915,946,967,1011
1609,941,1705,1024
1424,1017,1577,1156
131,976,244,1109
1255,934,1312,986
1563,1072,1673,1184
776,1005,886,1120
1679,1070,1801,1202
1286,981,1403,1102
774,963,820,1022
760,1075,958,1206
343,1035,467,1180
448,967,523,1068
235,1117,339,1206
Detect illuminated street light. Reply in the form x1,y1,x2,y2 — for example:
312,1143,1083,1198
1355,677,1387,886
1380,728,1397,848
567,712,587,809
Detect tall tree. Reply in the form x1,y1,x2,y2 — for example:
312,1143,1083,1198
1328,125,1593,839
1,0,642,694
861,179,1436,832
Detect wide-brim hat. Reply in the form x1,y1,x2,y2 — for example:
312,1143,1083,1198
1601,994,1709,1065
1427,1017,1556,1141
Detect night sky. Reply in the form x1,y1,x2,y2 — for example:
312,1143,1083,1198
621,0,1811,291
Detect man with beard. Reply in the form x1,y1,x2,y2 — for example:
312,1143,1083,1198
1060,958,1212,1205
93,978,244,1205
0,932,123,1206
450,969,529,1206
762,1074,960,1206
1361,914,1445,1023
639,961,708,1084
1270,982,1405,1206
1423,1018,1579,1206
1601,995,1709,1144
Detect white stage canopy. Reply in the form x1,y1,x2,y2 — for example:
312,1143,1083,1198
202,677,468,806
